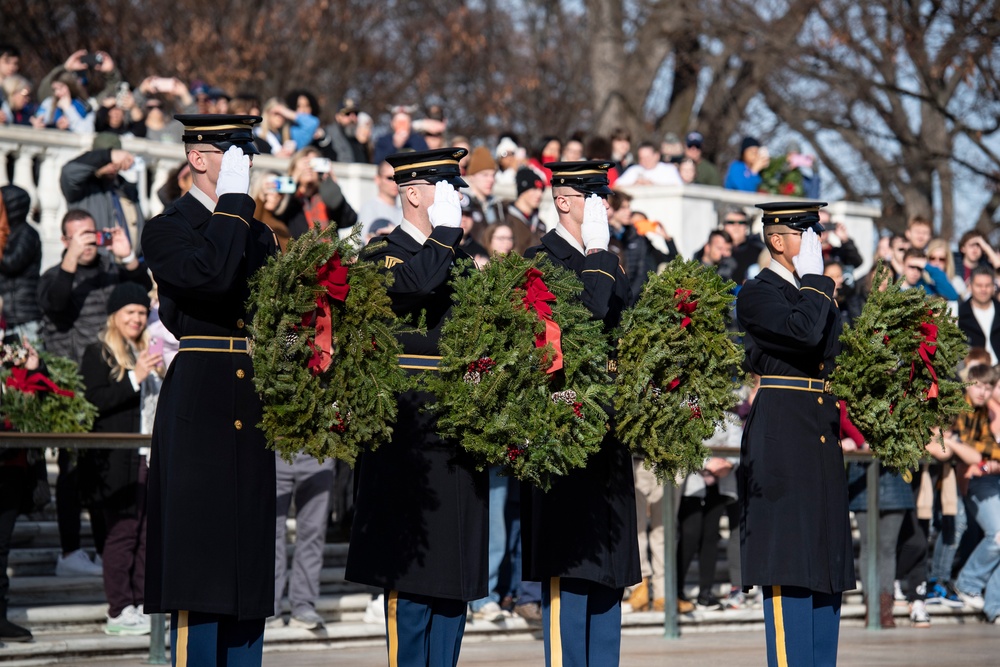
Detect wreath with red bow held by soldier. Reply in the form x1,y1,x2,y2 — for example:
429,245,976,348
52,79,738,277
424,252,613,490
248,226,408,464
615,258,745,481
829,262,967,473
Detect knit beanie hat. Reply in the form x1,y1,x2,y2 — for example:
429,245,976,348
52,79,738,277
516,167,544,196
740,136,761,154
466,146,497,176
107,281,151,315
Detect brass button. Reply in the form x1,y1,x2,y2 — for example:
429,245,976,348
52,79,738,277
836,401,841,409
234,420,243,430
817,397,824,405
818,362,825,371
236,319,245,329
820,435,826,443
236,369,245,379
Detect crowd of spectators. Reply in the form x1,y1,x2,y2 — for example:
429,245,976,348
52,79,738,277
3,43,1000,648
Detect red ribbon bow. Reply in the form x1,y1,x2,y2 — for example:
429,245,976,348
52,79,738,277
912,321,939,399
521,268,563,373
304,253,349,374
5,367,75,397
675,289,698,328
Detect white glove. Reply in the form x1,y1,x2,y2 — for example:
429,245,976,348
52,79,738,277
792,228,824,277
581,194,610,252
215,146,250,197
427,181,462,228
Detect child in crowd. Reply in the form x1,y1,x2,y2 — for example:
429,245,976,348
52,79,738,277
950,364,1000,622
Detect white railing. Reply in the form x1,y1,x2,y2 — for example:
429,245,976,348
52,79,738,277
0,126,880,274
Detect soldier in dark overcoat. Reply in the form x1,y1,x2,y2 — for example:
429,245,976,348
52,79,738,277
141,115,278,667
736,202,855,667
344,148,489,667
520,160,640,667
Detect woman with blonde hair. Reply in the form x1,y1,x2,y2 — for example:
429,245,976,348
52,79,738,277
926,237,966,302
256,98,294,157
79,282,163,636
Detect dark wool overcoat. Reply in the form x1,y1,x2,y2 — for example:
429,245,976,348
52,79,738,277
345,224,489,601
141,191,278,619
736,268,855,595
519,230,641,589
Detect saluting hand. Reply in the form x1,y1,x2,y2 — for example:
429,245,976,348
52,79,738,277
216,146,251,197
427,181,462,228
792,228,824,277
581,194,610,253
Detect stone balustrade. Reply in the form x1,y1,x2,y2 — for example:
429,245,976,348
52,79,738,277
0,126,880,275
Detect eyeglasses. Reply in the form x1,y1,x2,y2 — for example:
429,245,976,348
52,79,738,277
771,231,803,237
186,148,225,155
928,255,947,262
558,193,609,201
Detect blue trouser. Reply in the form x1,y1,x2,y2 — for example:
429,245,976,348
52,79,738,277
383,590,467,667
956,475,1000,621
503,474,541,605
542,577,623,667
470,466,506,611
762,586,842,667
169,611,264,667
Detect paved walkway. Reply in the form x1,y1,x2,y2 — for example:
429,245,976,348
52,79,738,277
73,623,997,666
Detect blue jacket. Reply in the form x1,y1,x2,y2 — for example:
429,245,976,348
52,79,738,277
905,264,959,301
288,113,320,152
723,160,761,192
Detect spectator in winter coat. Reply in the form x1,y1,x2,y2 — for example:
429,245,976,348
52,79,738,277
0,185,42,341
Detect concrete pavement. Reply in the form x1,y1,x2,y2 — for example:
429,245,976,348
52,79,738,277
67,623,997,666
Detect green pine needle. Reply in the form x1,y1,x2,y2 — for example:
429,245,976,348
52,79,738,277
423,253,613,490
615,258,744,481
829,262,967,473
0,353,98,433
248,225,409,464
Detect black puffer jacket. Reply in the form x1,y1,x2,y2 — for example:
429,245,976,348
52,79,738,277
0,185,42,326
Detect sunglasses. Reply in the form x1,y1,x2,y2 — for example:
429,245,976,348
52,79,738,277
928,255,948,261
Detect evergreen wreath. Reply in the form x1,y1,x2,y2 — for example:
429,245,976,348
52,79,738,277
758,154,805,197
248,225,408,464
829,262,967,473
424,252,613,490
615,258,744,481
0,349,98,433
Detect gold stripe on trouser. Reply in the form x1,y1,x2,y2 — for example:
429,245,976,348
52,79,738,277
772,586,788,667
387,590,399,667
549,577,563,667
176,610,189,667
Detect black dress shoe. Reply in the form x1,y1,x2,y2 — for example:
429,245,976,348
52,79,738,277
0,618,33,642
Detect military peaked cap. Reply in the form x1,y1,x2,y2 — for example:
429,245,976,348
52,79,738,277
387,148,468,188
177,114,262,155
757,201,830,233
548,160,614,196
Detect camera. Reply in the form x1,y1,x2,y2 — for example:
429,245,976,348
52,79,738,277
150,77,174,93
271,176,296,194
80,53,104,67
94,230,114,247
310,157,332,174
